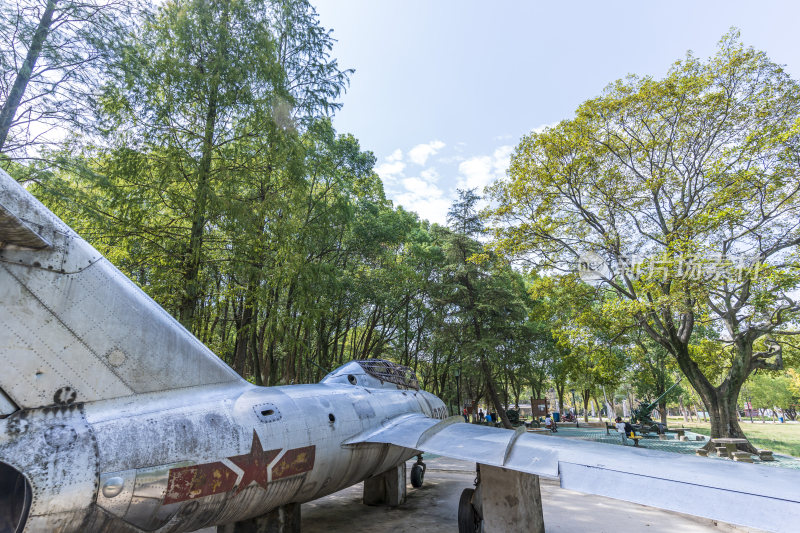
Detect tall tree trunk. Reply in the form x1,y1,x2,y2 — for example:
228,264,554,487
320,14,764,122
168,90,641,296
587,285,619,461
556,382,565,416
179,81,219,330
702,391,755,452
592,396,603,422
582,389,590,422
480,357,511,428
0,0,58,151
659,400,668,425
674,342,757,453
232,297,253,377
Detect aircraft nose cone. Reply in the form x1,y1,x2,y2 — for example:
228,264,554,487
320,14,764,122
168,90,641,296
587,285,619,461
102,477,125,498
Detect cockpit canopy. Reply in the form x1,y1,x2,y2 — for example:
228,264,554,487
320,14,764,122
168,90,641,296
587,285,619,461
322,360,420,391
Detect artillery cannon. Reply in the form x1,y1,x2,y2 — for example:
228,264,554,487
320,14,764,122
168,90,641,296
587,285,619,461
630,378,682,434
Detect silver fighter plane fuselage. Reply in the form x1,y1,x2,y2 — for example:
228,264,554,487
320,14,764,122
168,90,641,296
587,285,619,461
2,362,445,532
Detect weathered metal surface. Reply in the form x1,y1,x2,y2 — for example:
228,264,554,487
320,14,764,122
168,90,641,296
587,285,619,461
228,431,282,494
0,405,98,532
0,169,242,412
0,389,17,418
0,200,50,249
96,469,136,517
272,446,315,482
163,462,239,504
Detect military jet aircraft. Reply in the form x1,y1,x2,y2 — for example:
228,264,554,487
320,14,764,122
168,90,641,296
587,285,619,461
1,167,799,533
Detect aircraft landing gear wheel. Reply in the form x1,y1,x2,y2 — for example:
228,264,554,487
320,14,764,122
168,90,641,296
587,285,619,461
410,464,424,488
458,487,480,533
411,454,426,488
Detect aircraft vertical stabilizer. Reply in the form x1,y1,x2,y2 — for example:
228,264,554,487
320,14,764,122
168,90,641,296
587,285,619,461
0,169,243,410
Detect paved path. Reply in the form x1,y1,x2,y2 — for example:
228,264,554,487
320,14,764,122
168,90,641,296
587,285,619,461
300,456,761,533
195,455,764,532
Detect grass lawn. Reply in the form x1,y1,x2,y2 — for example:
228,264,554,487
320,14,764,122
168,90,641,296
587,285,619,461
667,417,800,457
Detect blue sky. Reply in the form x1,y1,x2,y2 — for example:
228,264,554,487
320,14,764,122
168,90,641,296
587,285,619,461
314,1,800,225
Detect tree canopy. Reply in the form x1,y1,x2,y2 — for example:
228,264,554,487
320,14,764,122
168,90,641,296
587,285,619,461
487,30,800,448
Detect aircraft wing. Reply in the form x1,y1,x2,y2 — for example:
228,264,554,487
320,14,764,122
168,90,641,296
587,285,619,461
346,415,800,533
0,168,243,413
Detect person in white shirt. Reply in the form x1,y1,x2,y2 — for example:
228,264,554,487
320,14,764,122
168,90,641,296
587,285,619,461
615,416,628,444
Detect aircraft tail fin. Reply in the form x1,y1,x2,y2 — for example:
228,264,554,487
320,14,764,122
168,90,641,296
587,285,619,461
0,169,243,410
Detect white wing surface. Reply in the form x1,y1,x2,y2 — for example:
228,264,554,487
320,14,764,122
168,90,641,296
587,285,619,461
346,415,800,533
0,169,243,411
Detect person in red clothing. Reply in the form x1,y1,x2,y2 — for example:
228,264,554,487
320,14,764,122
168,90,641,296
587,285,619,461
462,407,468,422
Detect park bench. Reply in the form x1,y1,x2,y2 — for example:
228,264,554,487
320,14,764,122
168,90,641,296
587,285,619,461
695,448,708,457
731,451,754,463
757,449,775,462
711,438,749,459
627,435,644,447
667,428,687,440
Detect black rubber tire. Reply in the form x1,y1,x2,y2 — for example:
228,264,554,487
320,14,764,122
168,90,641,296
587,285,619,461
458,488,479,533
410,463,424,488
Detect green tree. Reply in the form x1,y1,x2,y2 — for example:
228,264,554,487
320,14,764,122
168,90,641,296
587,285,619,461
442,188,531,428
747,372,796,421
0,0,136,157
488,32,800,450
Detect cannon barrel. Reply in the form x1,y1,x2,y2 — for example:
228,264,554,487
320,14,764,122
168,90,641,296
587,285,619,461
644,377,683,412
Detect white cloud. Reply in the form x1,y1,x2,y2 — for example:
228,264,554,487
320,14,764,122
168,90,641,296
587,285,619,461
408,140,445,166
378,140,515,226
375,160,406,184
492,145,514,175
395,182,451,226
387,148,403,162
457,156,493,190
456,145,514,192
390,167,452,225
420,167,439,183
401,177,442,198
398,195,452,226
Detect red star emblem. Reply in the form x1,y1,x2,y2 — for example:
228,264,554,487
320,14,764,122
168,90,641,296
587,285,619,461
229,430,280,494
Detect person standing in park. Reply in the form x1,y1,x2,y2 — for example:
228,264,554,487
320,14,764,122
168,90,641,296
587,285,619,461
615,417,628,444
478,409,485,423
462,407,468,423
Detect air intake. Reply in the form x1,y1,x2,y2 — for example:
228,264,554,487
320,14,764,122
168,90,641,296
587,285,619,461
0,461,30,533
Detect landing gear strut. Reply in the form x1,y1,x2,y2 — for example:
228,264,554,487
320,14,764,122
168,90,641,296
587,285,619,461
410,454,426,488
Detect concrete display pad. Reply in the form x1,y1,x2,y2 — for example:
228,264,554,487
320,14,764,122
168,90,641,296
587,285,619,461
194,455,769,532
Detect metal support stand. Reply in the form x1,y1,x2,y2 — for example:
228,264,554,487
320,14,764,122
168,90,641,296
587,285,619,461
217,503,301,533
363,462,407,506
462,464,544,533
